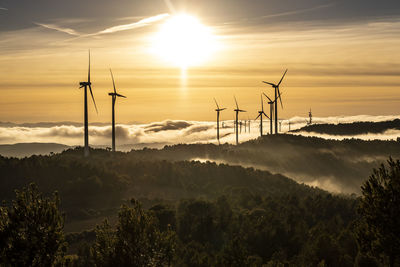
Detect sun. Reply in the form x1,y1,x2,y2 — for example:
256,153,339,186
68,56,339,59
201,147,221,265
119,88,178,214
151,14,218,68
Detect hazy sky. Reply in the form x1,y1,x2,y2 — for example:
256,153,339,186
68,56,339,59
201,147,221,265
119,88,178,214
0,0,400,123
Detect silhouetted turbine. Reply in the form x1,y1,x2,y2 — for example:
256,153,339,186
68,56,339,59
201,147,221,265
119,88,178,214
255,94,270,137
234,96,246,145
263,69,287,134
214,98,226,144
79,50,98,157
109,69,127,152
263,93,280,135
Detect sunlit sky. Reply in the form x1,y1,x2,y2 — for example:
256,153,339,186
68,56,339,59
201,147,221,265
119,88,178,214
0,0,400,123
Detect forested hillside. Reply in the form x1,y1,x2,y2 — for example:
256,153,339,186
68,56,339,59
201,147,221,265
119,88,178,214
126,134,400,193
294,119,400,136
1,139,399,266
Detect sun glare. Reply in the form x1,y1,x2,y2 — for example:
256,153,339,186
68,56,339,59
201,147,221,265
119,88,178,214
151,14,218,68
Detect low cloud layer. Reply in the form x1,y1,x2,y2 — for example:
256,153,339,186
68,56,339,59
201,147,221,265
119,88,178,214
1,115,400,148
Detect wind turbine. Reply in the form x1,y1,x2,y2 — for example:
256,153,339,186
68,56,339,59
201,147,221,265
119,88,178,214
255,94,269,137
263,93,280,135
109,69,127,152
263,69,287,134
214,98,226,144
79,50,98,157
234,96,246,145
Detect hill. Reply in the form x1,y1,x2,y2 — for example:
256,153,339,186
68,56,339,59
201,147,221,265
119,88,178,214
0,143,71,157
126,134,400,194
0,144,382,266
293,119,400,136
0,146,329,231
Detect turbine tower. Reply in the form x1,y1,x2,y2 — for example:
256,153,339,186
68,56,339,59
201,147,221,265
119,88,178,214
214,98,226,144
308,108,312,125
263,69,287,134
109,69,127,152
79,50,98,157
255,94,269,137
234,96,246,145
263,93,280,135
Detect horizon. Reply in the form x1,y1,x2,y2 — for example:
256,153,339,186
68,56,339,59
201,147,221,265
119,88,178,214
1,114,400,148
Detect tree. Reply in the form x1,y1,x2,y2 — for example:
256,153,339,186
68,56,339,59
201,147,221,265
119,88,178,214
89,199,176,267
217,237,251,266
0,183,66,266
357,158,400,266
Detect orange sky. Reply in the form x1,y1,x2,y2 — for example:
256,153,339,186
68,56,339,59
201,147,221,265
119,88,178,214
0,1,400,123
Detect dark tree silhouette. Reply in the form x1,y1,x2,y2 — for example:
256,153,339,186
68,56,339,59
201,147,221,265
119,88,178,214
357,158,400,267
88,199,176,267
0,183,66,266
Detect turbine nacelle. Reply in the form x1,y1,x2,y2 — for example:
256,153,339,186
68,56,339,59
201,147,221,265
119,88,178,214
80,81,91,88
109,92,127,98
79,51,97,114
109,69,127,99
263,92,281,105
262,81,278,88
262,69,287,110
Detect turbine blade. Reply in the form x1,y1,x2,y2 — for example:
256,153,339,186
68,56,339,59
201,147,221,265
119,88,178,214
239,109,246,112
88,84,98,114
263,81,276,87
255,114,261,120
110,69,116,94
263,111,270,119
220,108,227,111
273,91,282,103
88,50,91,83
277,69,288,86
116,93,127,98
234,96,239,110
277,89,283,109
214,98,220,109
261,94,264,111
263,92,273,102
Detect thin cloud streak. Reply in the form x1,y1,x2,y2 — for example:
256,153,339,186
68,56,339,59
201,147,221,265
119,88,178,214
35,23,81,36
0,7,7,10
94,13,169,35
260,3,336,20
36,13,169,38
163,0,176,14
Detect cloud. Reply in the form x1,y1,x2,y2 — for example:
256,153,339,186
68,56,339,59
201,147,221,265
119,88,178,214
163,0,176,14
34,23,81,36
1,115,400,148
0,7,8,10
36,13,169,38
145,120,192,133
260,3,336,20
94,13,169,35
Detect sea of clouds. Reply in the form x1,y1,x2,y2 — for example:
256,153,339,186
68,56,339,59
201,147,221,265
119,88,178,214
1,115,400,149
